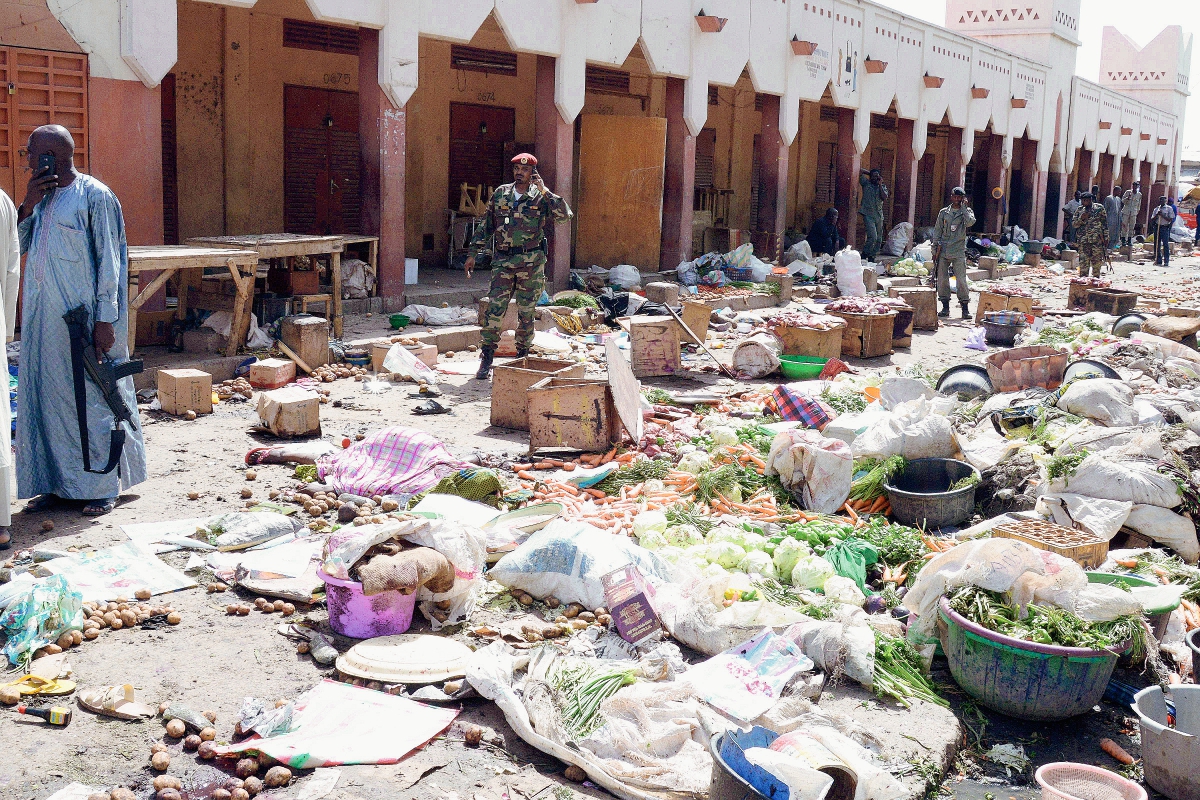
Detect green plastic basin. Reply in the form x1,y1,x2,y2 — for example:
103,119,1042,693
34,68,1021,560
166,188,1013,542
779,355,827,380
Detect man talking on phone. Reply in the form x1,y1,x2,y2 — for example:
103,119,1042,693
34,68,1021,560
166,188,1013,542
464,153,572,380
15,124,146,518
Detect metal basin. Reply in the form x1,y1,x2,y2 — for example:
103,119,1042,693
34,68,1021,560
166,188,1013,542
883,457,978,530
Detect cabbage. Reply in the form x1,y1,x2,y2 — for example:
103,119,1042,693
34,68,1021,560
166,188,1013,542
636,529,667,551
741,532,768,552
791,555,836,590
664,524,703,548
773,537,811,579
656,546,684,564
684,544,712,568
678,451,712,475
710,426,739,446
702,562,729,580
633,510,668,539
707,525,747,548
737,550,777,578
823,575,865,606
708,542,747,569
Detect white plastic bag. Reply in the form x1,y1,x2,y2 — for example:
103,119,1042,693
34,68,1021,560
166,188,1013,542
1046,455,1180,508
489,519,670,609
764,430,853,514
399,518,488,629
785,240,814,264
732,332,783,379
884,222,913,257
1056,379,1137,427
851,397,958,461
748,256,772,282
341,258,375,299
382,342,440,384
1123,504,1199,563
608,264,642,289
834,248,866,297
878,376,933,411
201,310,273,350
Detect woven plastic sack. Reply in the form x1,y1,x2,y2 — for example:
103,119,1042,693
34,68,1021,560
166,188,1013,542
0,575,83,665
1045,454,1180,508
1124,504,1199,563
764,429,853,514
1056,378,1137,427
732,332,782,379
834,248,866,297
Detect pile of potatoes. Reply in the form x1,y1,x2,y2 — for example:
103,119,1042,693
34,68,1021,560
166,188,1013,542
280,487,402,529
216,377,253,401
32,592,180,657
225,597,296,617
311,363,368,383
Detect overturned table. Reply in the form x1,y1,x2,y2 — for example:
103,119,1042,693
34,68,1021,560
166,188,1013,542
127,245,260,357
186,234,346,337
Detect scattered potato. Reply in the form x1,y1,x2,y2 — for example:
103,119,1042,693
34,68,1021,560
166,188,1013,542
563,603,583,619
157,789,181,800
464,724,483,746
167,612,182,625
83,628,99,640
236,757,259,778
0,685,21,705
211,791,230,800
187,491,199,500
242,776,263,796
240,488,253,499
272,600,285,612
135,589,152,600
281,602,296,615
164,719,186,738
43,643,62,654
184,410,197,421
56,633,73,650
564,765,587,782
268,489,279,500
245,470,257,481
226,605,239,615
203,709,218,723
152,776,182,791
263,766,292,788
70,630,83,646
183,734,200,751
237,605,251,616
151,751,171,771
208,583,228,593
41,520,54,532
157,702,170,716
545,596,560,609
296,642,310,654
200,727,216,741
231,791,250,800
111,790,136,800
120,610,138,627
197,741,217,760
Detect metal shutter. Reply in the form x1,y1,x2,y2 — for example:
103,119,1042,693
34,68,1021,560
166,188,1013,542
916,153,936,226
815,141,837,203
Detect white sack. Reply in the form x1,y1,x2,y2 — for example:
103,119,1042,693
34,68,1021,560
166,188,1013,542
341,257,375,299
959,428,1023,472
1056,378,1137,427
884,222,913,257
399,304,478,326
608,264,642,289
878,377,933,411
784,240,814,264
821,405,891,446
765,430,853,514
834,248,867,297
201,310,273,350
1046,455,1180,508
1034,493,1132,541
851,397,958,461
732,332,783,379
1123,504,1200,563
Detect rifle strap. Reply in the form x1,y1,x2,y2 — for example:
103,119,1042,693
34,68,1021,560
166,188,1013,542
67,331,125,475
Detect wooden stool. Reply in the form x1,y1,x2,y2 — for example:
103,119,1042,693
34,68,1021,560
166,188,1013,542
293,294,333,316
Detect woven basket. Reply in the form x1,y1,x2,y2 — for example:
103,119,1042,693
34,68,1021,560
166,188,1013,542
1035,763,1147,800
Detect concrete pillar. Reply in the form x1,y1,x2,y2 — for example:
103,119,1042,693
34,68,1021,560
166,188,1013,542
659,77,696,271
835,108,860,248
1077,148,1094,194
944,126,964,208
224,7,251,234
1031,170,1049,239
1019,139,1037,232
535,56,575,291
985,134,1006,231
1119,157,1134,192
1099,153,1115,196
358,28,407,300
755,94,788,262
1139,161,1153,234
893,118,918,226
1055,171,1069,238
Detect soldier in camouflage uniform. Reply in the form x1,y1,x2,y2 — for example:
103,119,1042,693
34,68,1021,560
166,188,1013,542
1073,192,1109,278
465,153,572,379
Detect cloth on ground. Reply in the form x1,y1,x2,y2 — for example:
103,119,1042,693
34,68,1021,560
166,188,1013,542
317,426,470,498
355,547,455,596
429,468,503,506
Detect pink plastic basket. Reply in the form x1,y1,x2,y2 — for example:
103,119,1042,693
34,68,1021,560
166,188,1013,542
317,569,417,639
1035,763,1147,800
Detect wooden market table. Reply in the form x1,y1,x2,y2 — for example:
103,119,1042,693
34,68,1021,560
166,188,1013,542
126,245,260,357
185,234,346,337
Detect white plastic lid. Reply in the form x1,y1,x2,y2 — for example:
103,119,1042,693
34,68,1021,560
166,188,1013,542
335,634,474,683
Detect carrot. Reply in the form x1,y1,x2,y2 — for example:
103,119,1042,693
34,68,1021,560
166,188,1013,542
1115,558,1139,568
561,462,577,472
841,503,859,524
512,463,534,472
516,470,536,481
533,461,556,470
868,496,888,514
1100,738,1135,765
602,447,618,463
583,488,606,499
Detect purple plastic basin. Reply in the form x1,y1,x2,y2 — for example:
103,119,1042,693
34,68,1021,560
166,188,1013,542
938,597,1124,721
318,568,417,639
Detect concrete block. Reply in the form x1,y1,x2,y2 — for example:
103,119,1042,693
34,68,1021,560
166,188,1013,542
1000,265,1025,277
887,276,920,288
644,282,680,305
432,325,482,352
978,255,1000,278
965,269,989,282
744,294,778,310
182,328,226,355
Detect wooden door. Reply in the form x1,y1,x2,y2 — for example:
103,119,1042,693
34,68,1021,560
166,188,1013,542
448,103,516,207
161,73,179,244
283,85,361,235
576,114,667,268
915,153,935,226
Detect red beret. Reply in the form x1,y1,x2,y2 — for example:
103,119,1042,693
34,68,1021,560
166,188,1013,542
511,153,537,166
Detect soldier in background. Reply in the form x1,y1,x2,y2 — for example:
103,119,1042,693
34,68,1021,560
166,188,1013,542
464,153,572,380
932,187,975,319
1073,192,1108,278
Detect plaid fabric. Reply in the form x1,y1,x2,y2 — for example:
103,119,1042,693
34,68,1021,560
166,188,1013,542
769,386,834,429
317,426,469,498
818,357,852,381
983,310,1026,325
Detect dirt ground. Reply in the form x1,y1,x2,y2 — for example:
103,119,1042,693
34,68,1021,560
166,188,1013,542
3,246,1199,800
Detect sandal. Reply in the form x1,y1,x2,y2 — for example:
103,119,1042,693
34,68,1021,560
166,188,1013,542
24,494,60,513
246,446,274,466
76,684,155,720
2,674,77,697
0,530,10,551
81,498,117,517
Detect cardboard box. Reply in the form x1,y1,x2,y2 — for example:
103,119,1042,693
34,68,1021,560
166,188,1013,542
158,368,213,416
135,310,176,347
280,315,330,369
601,565,660,645
628,315,681,377
249,358,296,390
256,386,320,438
371,341,437,373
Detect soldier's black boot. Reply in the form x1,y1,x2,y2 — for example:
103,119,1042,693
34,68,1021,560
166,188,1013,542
961,301,971,320
938,299,950,317
515,347,530,359
475,348,495,380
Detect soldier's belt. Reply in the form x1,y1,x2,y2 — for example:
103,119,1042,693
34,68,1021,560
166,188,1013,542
495,239,546,256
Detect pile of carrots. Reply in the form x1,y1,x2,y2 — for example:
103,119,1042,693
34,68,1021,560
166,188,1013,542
511,448,636,482
843,496,893,517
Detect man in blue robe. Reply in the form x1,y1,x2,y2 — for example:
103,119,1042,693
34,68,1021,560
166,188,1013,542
16,125,146,517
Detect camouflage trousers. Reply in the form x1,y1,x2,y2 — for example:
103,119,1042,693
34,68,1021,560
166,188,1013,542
1077,242,1106,277
480,251,546,351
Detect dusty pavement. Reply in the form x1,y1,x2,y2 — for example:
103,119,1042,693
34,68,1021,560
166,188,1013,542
2,247,1199,800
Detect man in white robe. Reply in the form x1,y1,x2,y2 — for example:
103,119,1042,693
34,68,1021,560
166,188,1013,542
0,189,19,545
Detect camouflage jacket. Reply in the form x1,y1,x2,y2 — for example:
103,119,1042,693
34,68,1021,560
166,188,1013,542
469,183,572,259
1073,205,1108,244
933,204,976,259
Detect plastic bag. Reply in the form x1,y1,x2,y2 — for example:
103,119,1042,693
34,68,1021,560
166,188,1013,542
676,260,699,286
1057,378,1137,427
0,574,83,665
399,518,489,629
608,264,642,289
1034,493,1132,541
341,258,375,299
783,619,875,687
823,538,879,594
1123,504,1199,563
884,222,913,257
201,310,273,350
382,342,440,385
834,248,866,297
823,575,866,607
732,332,783,379
964,327,987,351
784,240,813,264
852,397,959,461
489,519,670,610
748,256,772,282
878,376,933,411
205,511,304,551
765,429,853,514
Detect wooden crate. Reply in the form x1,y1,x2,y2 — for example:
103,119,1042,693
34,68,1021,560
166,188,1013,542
974,291,1034,324
892,307,914,348
678,301,712,345
828,311,896,358
491,357,586,431
527,377,617,453
1068,280,1100,309
889,286,938,330
629,315,681,377
1086,288,1138,316
992,520,1108,569
776,321,845,359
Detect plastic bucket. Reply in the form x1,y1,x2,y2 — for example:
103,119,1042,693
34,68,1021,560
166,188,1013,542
1086,572,1177,640
883,458,978,530
938,597,1121,721
317,569,417,639
779,355,827,380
